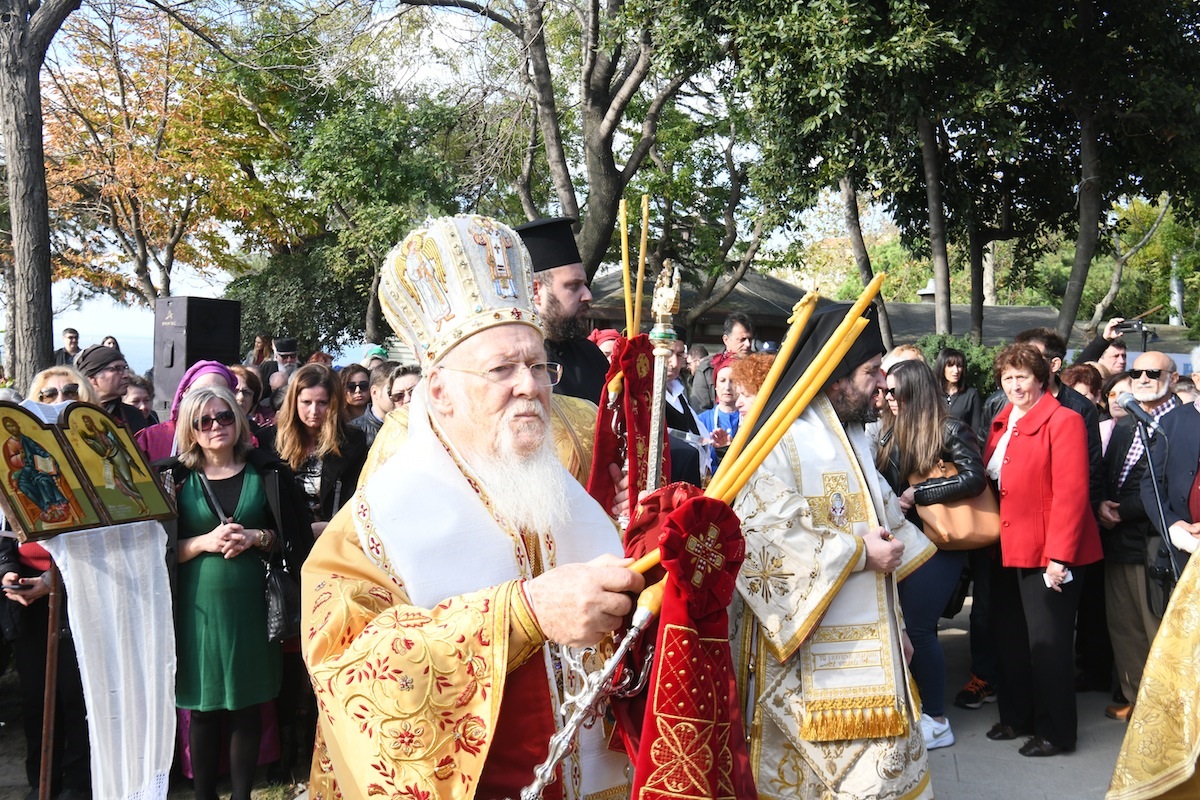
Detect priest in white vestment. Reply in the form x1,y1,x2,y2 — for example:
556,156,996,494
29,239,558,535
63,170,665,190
731,305,937,799
302,215,641,800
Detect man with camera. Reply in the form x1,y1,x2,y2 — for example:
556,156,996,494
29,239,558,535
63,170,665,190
1076,317,1135,375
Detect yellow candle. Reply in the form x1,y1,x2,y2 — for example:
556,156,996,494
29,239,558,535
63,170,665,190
708,273,884,500
715,317,869,505
632,195,650,333
632,275,885,576
716,291,818,475
619,199,633,333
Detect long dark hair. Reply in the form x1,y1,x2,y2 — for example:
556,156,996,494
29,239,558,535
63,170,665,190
934,347,966,394
877,360,946,479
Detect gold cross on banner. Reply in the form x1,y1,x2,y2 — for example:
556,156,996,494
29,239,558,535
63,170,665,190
685,523,726,588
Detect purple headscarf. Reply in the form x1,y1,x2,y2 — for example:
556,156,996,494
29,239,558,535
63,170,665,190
170,360,237,421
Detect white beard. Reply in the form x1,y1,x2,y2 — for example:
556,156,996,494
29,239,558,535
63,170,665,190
1134,382,1171,404
462,405,568,535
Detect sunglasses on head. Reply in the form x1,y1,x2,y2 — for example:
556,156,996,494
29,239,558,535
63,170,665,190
346,381,370,393
39,384,80,401
1129,369,1165,380
192,410,237,431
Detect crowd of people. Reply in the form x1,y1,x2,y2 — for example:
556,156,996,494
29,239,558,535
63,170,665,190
2,214,1200,800
0,332,422,799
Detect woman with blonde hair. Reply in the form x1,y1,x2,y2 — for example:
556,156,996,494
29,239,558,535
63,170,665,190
27,366,95,406
166,385,312,800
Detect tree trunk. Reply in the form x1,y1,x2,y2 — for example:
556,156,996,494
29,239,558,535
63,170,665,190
0,0,80,390
365,265,384,344
1058,111,1101,344
968,226,984,344
983,240,997,306
3,257,14,380
917,113,951,335
0,41,54,390
1084,194,1171,334
840,176,892,349
525,0,579,223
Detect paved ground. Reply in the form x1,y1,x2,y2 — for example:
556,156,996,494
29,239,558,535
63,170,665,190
926,602,1129,800
0,599,1134,799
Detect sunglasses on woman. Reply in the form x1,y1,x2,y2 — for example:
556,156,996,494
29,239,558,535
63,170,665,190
38,384,80,401
345,381,370,393
192,410,237,431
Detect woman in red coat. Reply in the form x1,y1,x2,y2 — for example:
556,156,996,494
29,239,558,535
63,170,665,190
983,343,1103,757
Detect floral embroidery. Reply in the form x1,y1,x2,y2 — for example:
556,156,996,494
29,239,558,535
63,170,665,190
452,714,487,755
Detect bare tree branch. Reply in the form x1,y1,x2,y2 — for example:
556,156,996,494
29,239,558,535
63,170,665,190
1086,194,1172,333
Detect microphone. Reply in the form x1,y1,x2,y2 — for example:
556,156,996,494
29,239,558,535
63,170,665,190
1116,393,1165,437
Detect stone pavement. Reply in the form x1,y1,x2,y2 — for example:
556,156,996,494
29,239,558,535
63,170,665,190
0,598,1138,800
926,600,1130,800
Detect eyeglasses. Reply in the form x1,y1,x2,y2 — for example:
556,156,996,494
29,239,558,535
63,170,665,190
1129,369,1167,380
234,387,254,397
192,410,237,431
884,388,897,398
345,381,370,393
98,363,129,375
390,388,415,403
440,361,563,387
39,384,80,401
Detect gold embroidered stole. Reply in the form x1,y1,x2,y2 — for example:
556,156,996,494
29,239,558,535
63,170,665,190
734,396,923,745
349,391,628,799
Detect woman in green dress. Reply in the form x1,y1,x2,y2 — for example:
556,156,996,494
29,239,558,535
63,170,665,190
171,386,313,800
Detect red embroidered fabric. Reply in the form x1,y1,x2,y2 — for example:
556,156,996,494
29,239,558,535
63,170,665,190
611,484,757,800
586,335,669,512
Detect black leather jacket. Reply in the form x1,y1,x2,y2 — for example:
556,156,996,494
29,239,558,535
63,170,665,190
880,417,988,519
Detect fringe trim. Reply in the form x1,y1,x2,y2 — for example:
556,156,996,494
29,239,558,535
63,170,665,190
799,697,909,742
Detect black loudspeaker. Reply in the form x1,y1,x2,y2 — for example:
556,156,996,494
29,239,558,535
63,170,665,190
153,297,241,418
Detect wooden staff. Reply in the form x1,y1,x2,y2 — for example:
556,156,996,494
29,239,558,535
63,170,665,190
38,565,63,800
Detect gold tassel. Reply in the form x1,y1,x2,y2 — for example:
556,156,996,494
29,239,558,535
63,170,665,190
800,698,909,741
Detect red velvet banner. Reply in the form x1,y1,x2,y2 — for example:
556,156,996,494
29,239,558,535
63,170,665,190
586,334,668,512
610,484,757,800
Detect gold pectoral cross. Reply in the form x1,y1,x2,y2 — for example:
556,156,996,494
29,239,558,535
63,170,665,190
805,472,868,532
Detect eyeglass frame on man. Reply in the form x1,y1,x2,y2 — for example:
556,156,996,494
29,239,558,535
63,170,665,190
1129,368,1168,381
97,362,130,375
438,361,563,387
390,388,416,404
192,410,237,431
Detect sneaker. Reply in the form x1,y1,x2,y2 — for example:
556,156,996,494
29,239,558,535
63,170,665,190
954,674,997,709
921,713,955,750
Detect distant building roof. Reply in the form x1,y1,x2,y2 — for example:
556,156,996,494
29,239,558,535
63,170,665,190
583,267,1196,352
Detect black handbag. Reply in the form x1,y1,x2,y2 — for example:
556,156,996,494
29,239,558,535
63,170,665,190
263,552,302,643
197,470,301,642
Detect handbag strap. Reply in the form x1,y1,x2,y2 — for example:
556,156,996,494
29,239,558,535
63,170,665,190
195,469,274,567
195,470,231,523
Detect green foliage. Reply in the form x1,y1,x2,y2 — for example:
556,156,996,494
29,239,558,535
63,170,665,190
225,238,369,355
915,333,1004,396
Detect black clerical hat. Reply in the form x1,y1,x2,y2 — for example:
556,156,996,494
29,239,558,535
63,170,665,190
748,303,885,440
514,217,582,272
